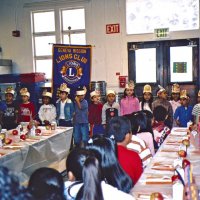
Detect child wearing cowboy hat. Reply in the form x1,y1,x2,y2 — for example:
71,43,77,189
152,85,173,128
18,88,35,122
56,83,74,127
174,90,193,127
120,80,140,116
2,87,18,130
38,91,56,126
73,86,89,147
88,90,104,136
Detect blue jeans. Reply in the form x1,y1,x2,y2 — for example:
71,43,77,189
73,123,89,145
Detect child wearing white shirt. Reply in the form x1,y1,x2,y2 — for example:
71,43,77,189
38,92,56,125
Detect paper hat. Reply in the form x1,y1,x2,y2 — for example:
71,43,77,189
59,83,70,93
172,83,180,93
5,87,15,95
20,88,30,97
198,90,200,97
157,85,166,96
76,86,87,95
90,91,100,98
106,89,116,96
180,90,188,99
143,84,152,93
42,91,52,98
125,80,135,89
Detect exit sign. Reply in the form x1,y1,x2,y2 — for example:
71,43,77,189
106,23,120,34
154,28,169,38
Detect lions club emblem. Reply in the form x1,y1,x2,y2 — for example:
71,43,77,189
60,60,83,84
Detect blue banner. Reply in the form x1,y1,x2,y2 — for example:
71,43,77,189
52,44,92,100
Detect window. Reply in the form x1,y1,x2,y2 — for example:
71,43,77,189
135,48,156,83
126,0,199,34
31,8,86,79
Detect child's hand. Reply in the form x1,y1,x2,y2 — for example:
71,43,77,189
75,96,80,102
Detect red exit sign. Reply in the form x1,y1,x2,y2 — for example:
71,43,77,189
106,23,120,34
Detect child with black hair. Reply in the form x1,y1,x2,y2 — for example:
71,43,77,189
102,89,120,128
0,166,34,200
28,167,65,200
126,111,155,155
120,80,140,115
169,83,181,127
18,88,35,122
140,84,153,112
74,86,89,147
152,106,171,148
2,87,18,130
38,91,56,126
87,136,133,193
65,147,134,200
106,116,143,184
88,91,104,136
152,85,173,128
174,90,193,127
56,83,74,127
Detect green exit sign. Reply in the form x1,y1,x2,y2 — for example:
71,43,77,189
154,28,169,38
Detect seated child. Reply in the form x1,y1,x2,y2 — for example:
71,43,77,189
65,147,134,200
152,106,171,148
2,87,18,130
88,91,104,136
106,116,143,184
18,88,35,122
38,91,56,125
174,90,193,127
28,167,65,200
125,111,154,168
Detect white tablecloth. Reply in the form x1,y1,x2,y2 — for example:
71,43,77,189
131,127,200,199
0,127,73,181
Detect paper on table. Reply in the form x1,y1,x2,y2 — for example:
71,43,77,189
151,163,174,171
146,175,172,184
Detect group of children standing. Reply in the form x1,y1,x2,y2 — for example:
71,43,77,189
0,81,198,148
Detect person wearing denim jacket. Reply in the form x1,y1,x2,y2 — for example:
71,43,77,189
56,83,74,127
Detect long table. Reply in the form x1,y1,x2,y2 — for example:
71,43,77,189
131,127,200,199
0,127,73,182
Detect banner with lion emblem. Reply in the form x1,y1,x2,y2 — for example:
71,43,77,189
52,44,92,100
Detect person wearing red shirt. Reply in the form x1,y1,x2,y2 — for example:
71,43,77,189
106,116,143,184
18,88,35,122
88,91,104,136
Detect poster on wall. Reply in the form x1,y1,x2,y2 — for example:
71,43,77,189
52,44,92,101
170,46,193,82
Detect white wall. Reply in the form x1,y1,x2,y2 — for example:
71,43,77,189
0,0,200,91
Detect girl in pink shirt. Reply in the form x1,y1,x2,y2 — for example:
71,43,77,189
120,81,140,116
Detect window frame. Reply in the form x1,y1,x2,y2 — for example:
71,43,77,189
30,6,86,80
